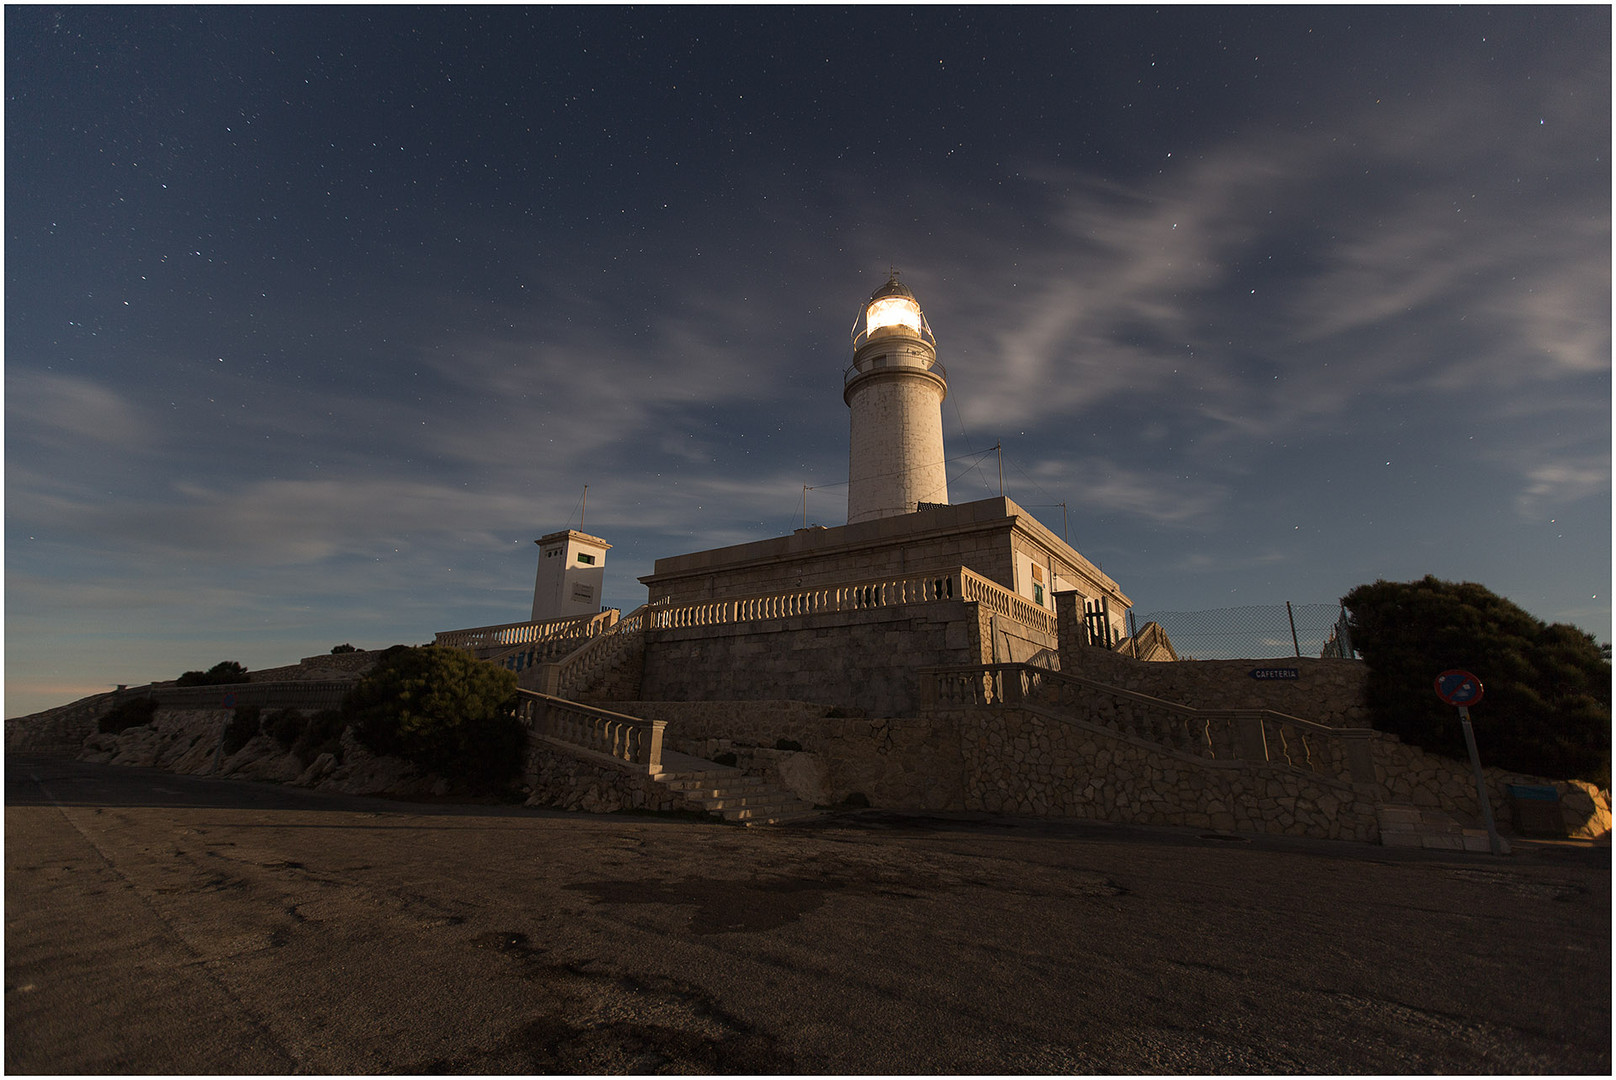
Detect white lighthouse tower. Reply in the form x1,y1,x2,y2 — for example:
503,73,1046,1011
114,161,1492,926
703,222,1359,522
844,272,949,524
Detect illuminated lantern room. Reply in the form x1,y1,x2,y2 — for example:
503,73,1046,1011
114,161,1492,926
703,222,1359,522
852,272,935,348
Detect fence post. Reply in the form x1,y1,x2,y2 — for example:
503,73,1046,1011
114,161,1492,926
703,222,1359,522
1287,601,1301,658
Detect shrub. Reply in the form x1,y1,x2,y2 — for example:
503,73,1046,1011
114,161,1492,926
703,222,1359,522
342,645,521,785
292,709,347,766
1345,576,1611,786
331,643,358,654
221,705,262,755
176,660,250,687
98,696,159,734
264,708,306,747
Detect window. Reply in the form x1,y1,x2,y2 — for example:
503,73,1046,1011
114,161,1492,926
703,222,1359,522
576,553,596,565
1034,583,1045,606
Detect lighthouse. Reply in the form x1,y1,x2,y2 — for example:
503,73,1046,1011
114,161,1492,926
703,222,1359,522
844,272,950,524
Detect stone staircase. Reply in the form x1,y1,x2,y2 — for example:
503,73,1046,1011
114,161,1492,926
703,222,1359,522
654,750,822,826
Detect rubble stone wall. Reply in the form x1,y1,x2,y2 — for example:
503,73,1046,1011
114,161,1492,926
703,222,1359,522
1369,732,1611,839
600,699,964,810
952,704,1382,841
638,599,990,716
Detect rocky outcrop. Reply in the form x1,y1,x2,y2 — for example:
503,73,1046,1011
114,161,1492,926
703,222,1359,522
73,708,444,799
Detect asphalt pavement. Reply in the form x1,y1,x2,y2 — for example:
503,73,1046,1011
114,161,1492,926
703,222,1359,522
6,754,1609,1073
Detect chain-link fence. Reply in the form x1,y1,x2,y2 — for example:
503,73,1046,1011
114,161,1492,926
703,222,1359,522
1128,603,1355,661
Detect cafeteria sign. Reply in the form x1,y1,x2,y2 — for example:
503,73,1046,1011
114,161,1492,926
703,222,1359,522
1249,668,1300,680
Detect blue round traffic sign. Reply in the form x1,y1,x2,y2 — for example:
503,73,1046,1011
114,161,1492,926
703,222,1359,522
1434,669,1484,707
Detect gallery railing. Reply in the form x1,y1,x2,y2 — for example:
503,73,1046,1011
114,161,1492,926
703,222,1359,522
922,663,1378,789
512,688,665,775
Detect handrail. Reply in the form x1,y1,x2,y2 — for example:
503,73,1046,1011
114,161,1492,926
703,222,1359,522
434,610,618,651
922,663,1378,790
512,688,665,774
542,602,658,698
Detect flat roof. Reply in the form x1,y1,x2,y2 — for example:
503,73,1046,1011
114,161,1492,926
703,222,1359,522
641,496,1127,603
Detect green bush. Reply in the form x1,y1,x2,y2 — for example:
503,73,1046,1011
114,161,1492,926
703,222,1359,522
1345,576,1611,786
98,696,158,734
176,660,250,687
342,645,521,785
292,709,346,766
264,708,306,747
221,705,262,755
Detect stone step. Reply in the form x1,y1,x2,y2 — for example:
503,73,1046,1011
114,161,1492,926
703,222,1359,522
697,793,803,811
671,781,773,798
722,803,818,823
650,750,821,827
658,770,752,785
1377,804,1509,854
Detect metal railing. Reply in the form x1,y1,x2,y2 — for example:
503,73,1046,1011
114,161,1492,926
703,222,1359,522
512,688,665,774
922,663,1377,789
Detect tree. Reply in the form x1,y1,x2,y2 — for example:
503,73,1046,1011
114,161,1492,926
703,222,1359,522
331,643,358,654
1344,576,1610,786
342,645,523,784
175,660,250,686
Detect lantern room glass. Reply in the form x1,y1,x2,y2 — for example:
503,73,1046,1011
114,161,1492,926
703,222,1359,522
865,295,923,335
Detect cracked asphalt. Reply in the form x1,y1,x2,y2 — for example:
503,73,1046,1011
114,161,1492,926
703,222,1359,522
6,754,1609,1073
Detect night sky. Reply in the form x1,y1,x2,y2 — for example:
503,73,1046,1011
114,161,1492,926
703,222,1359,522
7,7,1610,715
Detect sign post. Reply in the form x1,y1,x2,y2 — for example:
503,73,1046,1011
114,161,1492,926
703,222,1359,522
1434,670,1505,855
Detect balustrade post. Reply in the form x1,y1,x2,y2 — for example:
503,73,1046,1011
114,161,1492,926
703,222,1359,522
642,720,666,774
1000,666,1024,704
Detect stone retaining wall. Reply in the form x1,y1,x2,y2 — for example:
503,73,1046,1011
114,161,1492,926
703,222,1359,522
598,700,965,810
1076,649,1371,727
952,704,1381,842
5,692,120,753
249,650,385,681
1055,593,1371,726
522,740,694,814
639,599,991,716
1369,732,1611,839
